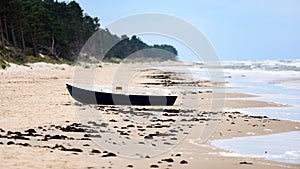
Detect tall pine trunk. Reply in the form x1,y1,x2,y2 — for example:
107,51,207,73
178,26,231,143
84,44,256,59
32,25,37,56
0,16,4,48
10,23,17,48
3,16,8,43
51,33,54,54
20,25,25,50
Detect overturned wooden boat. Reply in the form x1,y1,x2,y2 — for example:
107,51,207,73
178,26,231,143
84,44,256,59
66,83,177,106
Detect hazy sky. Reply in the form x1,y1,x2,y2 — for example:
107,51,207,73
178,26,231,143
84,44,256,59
72,0,300,61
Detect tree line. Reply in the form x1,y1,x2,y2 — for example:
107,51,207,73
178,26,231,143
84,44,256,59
0,0,100,61
104,35,178,61
0,0,177,63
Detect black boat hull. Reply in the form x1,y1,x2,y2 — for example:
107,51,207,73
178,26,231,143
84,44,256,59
66,84,177,106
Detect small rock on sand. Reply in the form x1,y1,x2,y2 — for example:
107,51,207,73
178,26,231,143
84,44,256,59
61,148,83,152
162,158,174,162
24,128,36,133
180,160,188,164
239,161,253,165
150,164,159,168
16,143,31,147
7,141,15,145
102,152,116,157
91,149,101,153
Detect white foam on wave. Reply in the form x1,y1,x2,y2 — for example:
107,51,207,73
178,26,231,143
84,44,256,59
222,60,300,89
214,151,300,164
222,59,300,72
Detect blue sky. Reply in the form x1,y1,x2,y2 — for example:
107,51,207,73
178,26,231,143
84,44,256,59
71,0,300,61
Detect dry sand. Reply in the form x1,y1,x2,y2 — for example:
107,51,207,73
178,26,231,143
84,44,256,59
0,62,299,169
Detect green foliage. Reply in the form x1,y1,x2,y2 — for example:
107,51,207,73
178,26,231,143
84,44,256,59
0,0,177,64
0,55,9,69
153,44,178,56
104,57,122,64
0,46,25,65
104,36,178,61
0,0,100,60
0,46,74,67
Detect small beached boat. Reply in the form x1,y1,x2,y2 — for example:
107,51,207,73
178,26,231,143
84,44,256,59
66,83,177,106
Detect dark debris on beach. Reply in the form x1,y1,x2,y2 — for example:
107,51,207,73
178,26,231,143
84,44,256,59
0,72,282,166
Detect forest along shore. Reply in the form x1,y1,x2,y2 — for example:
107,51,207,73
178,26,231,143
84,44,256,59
0,62,299,169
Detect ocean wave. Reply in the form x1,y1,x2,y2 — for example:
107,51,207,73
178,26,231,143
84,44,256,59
221,60,300,72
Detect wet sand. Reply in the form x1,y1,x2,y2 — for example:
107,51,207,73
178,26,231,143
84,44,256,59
0,62,299,169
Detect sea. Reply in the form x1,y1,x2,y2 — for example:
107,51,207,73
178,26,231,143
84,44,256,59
159,59,300,164
211,60,300,164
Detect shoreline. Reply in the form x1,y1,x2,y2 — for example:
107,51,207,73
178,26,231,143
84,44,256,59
0,62,299,168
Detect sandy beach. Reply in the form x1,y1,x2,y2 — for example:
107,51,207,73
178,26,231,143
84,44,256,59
0,62,299,169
